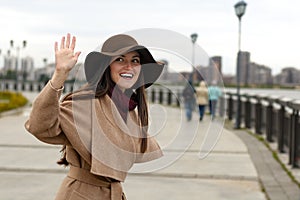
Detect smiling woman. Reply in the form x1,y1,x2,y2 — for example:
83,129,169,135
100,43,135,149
24,33,164,200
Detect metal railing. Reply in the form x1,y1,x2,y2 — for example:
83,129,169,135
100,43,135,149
225,92,300,168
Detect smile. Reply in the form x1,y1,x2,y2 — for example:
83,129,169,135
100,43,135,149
120,73,134,79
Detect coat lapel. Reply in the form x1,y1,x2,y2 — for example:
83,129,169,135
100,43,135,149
90,95,137,175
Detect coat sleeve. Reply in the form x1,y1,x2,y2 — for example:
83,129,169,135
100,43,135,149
24,81,67,145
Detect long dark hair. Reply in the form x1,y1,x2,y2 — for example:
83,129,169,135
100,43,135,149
94,67,149,152
57,55,149,166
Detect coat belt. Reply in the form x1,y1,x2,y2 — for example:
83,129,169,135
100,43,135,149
68,166,126,200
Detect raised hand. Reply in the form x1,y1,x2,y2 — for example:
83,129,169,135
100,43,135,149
51,33,81,89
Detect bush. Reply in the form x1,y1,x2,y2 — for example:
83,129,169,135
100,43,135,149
0,91,28,113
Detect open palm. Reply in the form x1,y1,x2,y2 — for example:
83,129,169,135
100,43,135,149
55,33,81,73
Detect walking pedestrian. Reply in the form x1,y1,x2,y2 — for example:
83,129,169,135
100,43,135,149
24,33,164,200
195,81,209,121
182,81,196,121
208,81,222,119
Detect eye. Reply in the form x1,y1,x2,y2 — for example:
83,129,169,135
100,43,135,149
132,58,140,64
114,57,124,62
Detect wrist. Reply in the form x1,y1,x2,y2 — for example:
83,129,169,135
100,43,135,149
51,72,67,89
49,80,64,91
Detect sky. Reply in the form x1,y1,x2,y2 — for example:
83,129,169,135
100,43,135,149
0,0,299,75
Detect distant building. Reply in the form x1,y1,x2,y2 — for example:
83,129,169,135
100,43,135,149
248,62,272,85
1,52,35,81
274,67,300,86
34,62,85,84
3,54,17,72
34,63,55,83
211,56,222,75
222,74,235,85
194,56,222,84
21,56,34,81
237,51,250,85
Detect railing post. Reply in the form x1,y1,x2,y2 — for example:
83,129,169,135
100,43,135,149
151,89,155,103
266,98,274,142
290,109,299,168
278,103,285,153
176,90,180,107
159,89,163,104
244,95,251,128
219,95,225,117
228,93,233,120
289,100,300,168
255,96,262,134
235,93,242,128
167,90,172,105
38,84,42,92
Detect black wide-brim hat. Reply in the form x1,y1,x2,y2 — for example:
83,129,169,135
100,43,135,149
84,34,164,88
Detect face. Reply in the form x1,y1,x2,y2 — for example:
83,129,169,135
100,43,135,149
110,51,141,92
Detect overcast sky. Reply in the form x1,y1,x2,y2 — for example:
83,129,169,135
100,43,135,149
0,0,299,75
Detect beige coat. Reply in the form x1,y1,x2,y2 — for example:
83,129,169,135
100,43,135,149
25,82,163,200
195,81,209,105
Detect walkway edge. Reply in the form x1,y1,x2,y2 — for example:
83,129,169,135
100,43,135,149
225,121,300,200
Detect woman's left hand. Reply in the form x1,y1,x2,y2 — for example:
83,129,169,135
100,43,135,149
51,33,81,89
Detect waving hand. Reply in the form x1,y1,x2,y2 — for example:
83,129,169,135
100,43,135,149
51,33,81,89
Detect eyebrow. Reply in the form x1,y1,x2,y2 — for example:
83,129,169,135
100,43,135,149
120,54,140,58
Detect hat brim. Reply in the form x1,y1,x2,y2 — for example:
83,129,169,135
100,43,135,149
84,45,164,89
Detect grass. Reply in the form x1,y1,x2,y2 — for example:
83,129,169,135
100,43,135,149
0,91,28,113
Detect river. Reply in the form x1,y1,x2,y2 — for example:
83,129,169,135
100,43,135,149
225,87,300,100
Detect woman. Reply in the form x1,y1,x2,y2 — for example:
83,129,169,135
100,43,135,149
25,33,164,200
195,81,209,121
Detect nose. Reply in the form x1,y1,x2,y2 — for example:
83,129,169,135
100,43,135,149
124,60,133,69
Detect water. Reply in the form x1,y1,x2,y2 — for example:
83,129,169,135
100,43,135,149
225,87,300,100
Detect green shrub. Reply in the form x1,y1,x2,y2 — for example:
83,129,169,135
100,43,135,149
0,91,28,113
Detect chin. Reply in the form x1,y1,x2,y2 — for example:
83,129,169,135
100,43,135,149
116,83,134,91
117,80,137,90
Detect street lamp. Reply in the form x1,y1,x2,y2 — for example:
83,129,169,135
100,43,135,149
234,0,247,129
190,33,198,83
10,40,27,91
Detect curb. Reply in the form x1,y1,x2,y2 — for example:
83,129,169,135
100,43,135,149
225,122,300,200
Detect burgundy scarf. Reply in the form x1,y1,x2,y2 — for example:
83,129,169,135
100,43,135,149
108,86,138,122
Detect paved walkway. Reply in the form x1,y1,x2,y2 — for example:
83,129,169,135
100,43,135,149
0,92,298,200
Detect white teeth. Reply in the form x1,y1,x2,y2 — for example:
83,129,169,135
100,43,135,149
120,73,133,78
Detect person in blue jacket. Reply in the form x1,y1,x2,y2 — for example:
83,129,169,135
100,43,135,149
208,81,222,119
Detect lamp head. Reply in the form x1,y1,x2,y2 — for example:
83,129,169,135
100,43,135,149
10,40,14,48
190,33,198,44
23,40,27,48
234,0,247,19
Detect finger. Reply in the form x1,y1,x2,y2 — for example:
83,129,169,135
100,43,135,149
60,36,65,49
70,36,76,50
74,51,81,59
66,33,71,48
54,42,58,52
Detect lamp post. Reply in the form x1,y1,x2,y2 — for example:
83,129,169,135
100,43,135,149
10,40,27,91
190,33,198,83
234,0,247,129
